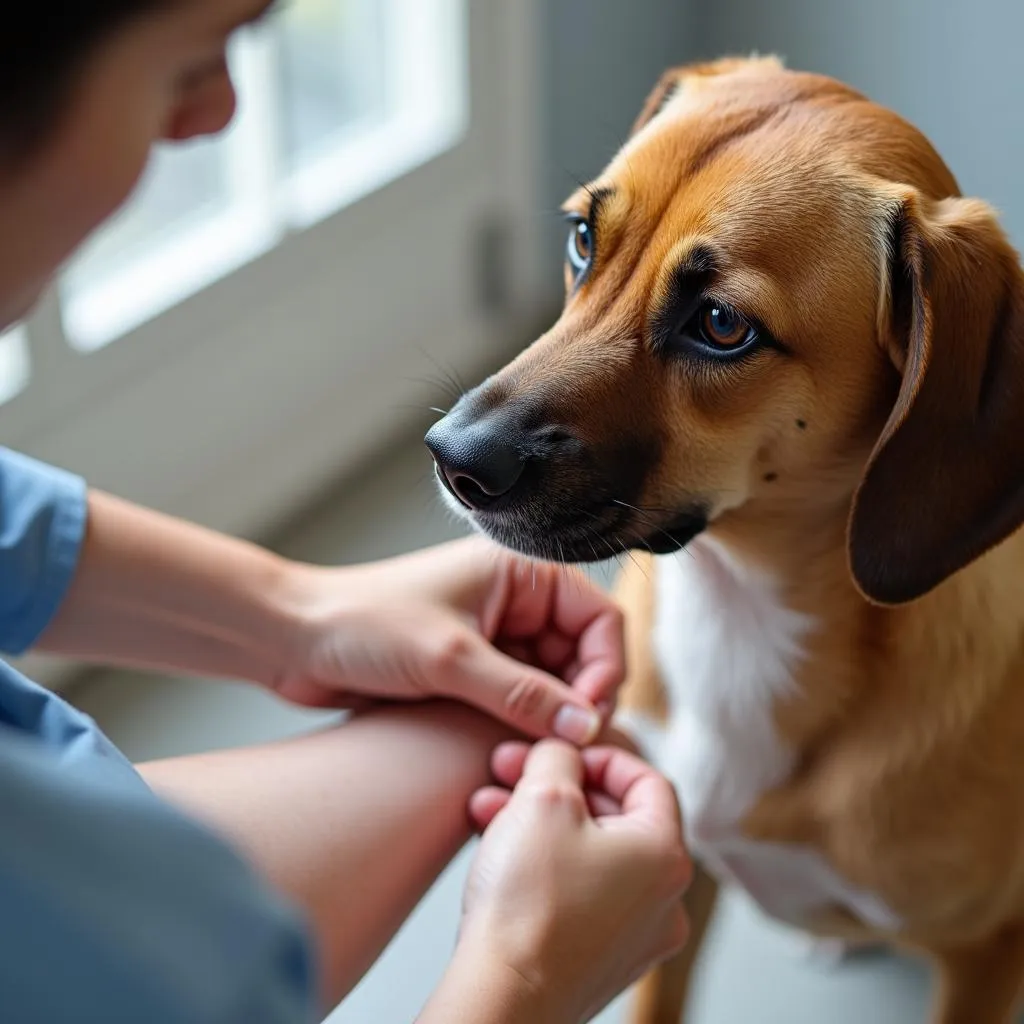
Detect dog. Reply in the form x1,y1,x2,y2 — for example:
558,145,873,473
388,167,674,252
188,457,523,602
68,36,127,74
425,56,1024,1024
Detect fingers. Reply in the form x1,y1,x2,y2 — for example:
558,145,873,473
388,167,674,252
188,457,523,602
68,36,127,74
496,561,627,710
478,742,632,834
444,635,601,744
597,723,642,755
563,605,627,708
535,632,578,675
497,742,669,806
548,567,626,708
470,783,619,829
468,787,511,830
585,790,621,818
494,743,679,830
470,742,585,833
547,566,620,641
581,746,682,832
491,741,531,787
521,739,585,787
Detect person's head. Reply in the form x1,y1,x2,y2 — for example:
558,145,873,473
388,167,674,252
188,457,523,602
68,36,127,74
0,0,274,329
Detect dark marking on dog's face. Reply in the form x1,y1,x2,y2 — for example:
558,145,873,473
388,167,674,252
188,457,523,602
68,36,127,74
427,57,962,565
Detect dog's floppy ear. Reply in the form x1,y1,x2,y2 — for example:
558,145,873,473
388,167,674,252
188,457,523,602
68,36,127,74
630,56,784,136
849,190,1024,605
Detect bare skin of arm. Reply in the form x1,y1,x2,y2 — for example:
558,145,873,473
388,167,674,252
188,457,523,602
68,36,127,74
140,701,511,1010
40,492,611,742
143,711,690,1024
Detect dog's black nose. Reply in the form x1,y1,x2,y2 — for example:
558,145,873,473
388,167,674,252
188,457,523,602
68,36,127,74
425,414,526,510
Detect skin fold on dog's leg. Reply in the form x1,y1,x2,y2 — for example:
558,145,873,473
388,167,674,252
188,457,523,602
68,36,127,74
612,553,719,1024
932,930,1024,1024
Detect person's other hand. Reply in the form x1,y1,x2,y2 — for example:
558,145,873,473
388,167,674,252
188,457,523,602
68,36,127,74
273,537,625,743
455,740,691,1024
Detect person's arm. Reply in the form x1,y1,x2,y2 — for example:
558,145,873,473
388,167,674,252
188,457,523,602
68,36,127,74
37,490,306,687
422,952,646,1024
39,492,616,741
417,953,554,1024
140,701,511,1009
141,708,689,1023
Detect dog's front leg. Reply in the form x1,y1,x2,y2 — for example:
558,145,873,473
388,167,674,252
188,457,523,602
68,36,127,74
612,552,717,1023
932,929,1024,1024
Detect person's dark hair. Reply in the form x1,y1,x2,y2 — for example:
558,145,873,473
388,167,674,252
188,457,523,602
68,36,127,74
0,2,169,164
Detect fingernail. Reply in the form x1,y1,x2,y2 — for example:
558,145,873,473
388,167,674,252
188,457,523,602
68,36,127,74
554,705,601,745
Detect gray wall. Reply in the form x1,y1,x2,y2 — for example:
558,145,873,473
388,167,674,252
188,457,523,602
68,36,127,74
693,0,1024,247
536,0,695,287
534,1,1024,292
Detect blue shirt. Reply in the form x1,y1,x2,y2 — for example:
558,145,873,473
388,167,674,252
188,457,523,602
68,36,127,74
0,448,316,1023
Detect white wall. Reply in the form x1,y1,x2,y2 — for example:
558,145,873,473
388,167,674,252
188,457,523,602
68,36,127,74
693,0,1024,247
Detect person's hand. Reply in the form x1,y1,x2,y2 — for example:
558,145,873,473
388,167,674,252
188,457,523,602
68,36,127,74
426,740,691,1024
273,537,625,743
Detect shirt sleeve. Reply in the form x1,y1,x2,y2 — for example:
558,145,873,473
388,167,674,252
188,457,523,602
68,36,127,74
0,447,87,655
0,723,318,1024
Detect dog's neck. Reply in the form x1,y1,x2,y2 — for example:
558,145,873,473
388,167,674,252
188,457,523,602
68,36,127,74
695,495,1024,751
705,495,855,612
695,496,904,750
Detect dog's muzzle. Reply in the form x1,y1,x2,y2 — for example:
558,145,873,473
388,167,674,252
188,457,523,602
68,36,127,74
425,409,527,512
425,399,706,562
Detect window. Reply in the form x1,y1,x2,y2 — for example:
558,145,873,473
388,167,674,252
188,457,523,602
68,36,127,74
279,0,387,169
2,0,541,602
61,0,467,351
0,326,30,406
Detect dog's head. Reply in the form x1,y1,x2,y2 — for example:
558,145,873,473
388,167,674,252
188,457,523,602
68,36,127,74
426,57,1024,605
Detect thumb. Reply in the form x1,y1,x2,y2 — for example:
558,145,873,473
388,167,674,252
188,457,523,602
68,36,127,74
445,635,602,744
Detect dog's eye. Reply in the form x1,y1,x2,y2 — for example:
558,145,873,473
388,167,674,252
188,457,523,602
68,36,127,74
566,217,592,277
673,299,759,357
699,303,756,349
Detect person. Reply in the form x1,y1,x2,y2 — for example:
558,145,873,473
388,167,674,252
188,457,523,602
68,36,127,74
0,2,692,1023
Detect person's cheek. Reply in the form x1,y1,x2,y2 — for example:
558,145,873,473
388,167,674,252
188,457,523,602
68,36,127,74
5,101,158,326
51,94,159,246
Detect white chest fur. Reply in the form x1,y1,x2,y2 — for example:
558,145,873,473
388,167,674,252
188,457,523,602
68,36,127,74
627,538,901,932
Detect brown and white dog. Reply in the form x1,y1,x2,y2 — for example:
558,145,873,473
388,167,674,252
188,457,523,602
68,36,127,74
425,57,1024,1023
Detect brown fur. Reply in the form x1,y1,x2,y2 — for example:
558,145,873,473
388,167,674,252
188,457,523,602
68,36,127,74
611,59,1024,1023
437,55,1024,1021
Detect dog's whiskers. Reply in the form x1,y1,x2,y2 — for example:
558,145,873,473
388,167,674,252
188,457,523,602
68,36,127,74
585,521,628,575
611,497,699,562
612,498,674,516
573,506,652,578
414,347,468,406
623,546,649,578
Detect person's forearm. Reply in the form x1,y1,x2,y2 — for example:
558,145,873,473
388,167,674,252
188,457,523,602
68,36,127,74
37,490,310,685
139,702,511,1009
420,955,564,1024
